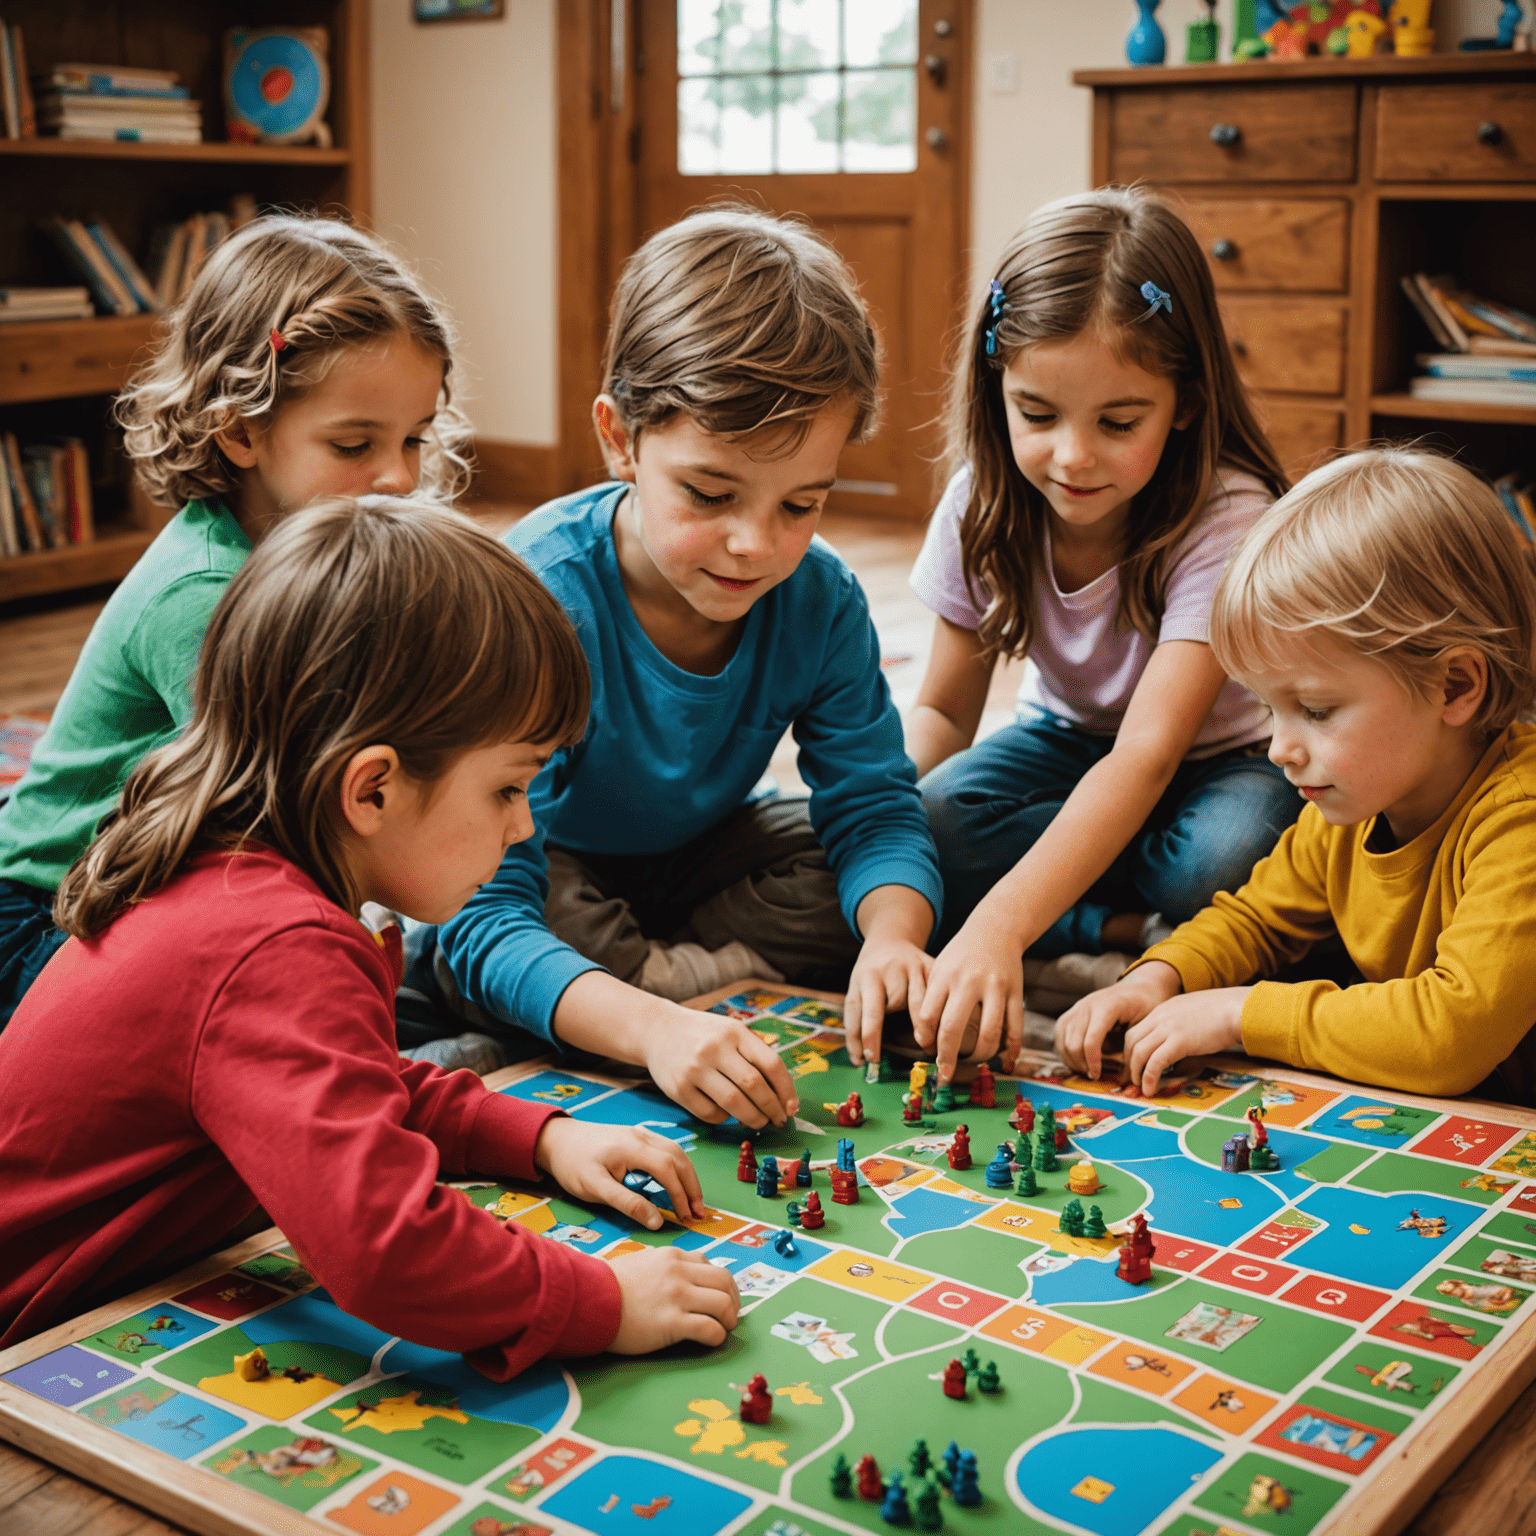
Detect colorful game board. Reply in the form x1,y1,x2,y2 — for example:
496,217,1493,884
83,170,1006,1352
4,982,1536,1536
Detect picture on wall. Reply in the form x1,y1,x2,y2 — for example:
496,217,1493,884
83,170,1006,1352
413,0,504,21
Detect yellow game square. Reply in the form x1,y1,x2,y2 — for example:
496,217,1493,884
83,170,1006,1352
806,1251,931,1302
925,1176,999,1204
1072,1475,1114,1503
973,1201,1054,1243
979,1304,1111,1364
669,1206,749,1240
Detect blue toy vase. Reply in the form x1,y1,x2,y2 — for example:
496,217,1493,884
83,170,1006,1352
1126,0,1167,65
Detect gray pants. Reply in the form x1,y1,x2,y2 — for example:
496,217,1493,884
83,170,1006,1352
545,797,861,990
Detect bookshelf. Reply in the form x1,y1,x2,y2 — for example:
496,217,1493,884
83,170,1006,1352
0,0,370,605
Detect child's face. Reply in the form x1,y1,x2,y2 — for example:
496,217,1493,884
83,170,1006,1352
1000,331,1188,539
599,400,855,626
343,738,553,925
220,334,443,522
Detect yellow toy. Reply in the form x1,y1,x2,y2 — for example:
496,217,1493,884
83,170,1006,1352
1343,8,1389,51
1067,1159,1102,1196
1387,0,1435,51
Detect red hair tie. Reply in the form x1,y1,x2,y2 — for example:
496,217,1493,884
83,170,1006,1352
270,328,289,353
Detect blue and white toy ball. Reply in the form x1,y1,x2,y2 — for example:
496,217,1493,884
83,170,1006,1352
225,27,331,146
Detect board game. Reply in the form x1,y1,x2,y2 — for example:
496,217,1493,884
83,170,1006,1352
5,981,1536,1536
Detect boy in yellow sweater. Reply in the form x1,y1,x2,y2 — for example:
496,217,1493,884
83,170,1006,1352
1056,448,1536,1103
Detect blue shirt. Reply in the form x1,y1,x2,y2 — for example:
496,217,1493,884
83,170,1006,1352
439,482,941,1039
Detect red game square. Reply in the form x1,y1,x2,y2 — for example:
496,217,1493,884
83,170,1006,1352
1369,1299,1485,1360
1256,1402,1396,1473
908,1280,1010,1329
1280,1273,1392,1322
1511,1186,1536,1215
1407,1116,1523,1166
171,1273,285,1320
1150,1232,1218,1275
1237,1220,1319,1259
1197,1252,1298,1296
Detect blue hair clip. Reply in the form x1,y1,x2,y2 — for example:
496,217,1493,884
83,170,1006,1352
1140,280,1173,318
985,278,1007,356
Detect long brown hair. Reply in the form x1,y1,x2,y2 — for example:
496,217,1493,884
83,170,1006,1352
951,186,1288,662
55,497,589,938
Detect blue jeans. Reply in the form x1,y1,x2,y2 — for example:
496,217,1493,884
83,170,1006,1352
921,708,1300,957
0,879,68,1031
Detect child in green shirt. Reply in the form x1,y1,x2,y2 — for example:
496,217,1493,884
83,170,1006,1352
0,215,470,1026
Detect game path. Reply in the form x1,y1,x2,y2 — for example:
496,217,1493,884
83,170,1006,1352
4,983,1536,1536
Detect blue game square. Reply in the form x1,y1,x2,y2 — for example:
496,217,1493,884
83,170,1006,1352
1304,1095,1442,1149
541,1453,752,1534
96,1388,246,1459
2,1345,134,1405
499,1069,615,1111
719,1227,830,1274
570,1086,698,1144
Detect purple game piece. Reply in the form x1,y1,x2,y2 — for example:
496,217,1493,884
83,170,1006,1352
2,1344,134,1405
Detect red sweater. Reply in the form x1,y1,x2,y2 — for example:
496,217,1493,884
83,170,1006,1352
0,848,621,1372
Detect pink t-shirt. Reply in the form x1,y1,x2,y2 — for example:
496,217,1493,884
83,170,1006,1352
910,466,1273,758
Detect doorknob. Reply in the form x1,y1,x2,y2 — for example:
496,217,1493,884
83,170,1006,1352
924,53,947,86
925,126,949,150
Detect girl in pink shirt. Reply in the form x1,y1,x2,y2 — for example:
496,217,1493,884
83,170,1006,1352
855,188,1296,1079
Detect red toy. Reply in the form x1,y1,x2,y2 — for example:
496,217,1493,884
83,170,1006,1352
969,1064,996,1109
800,1190,825,1229
830,1168,859,1206
1116,1212,1157,1285
947,1124,972,1171
856,1452,883,1500
1246,1103,1269,1148
942,1358,969,1400
736,1141,758,1183
1009,1093,1035,1134
740,1372,772,1424
836,1092,865,1128
902,1090,923,1125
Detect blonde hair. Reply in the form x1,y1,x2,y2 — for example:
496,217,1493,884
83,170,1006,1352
951,186,1288,663
602,202,879,454
117,215,473,507
1211,447,1536,733
55,496,589,939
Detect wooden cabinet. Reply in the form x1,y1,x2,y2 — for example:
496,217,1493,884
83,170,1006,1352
1077,53,1536,485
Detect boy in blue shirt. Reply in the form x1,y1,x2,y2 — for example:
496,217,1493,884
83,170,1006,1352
439,207,941,1127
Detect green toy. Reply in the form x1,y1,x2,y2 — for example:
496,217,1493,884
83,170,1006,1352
1015,1162,1039,1198
1083,1203,1107,1239
915,1476,943,1532
1060,1198,1085,1237
933,1083,955,1114
977,1359,1001,1393
909,1437,932,1477
830,1453,852,1497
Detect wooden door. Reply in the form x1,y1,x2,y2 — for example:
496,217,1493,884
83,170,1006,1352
630,0,971,520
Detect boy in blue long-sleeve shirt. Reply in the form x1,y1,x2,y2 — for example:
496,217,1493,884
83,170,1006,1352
439,207,941,1128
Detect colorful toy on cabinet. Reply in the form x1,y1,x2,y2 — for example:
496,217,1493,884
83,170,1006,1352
1461,0,1523,48
1187,0,1220,59
1388,0,1434,52
1127,0,1167,64
1238,0,1387,56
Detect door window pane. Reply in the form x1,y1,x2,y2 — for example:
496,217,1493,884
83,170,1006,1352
676,0,919,175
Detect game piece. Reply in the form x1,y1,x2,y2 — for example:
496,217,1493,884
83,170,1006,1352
971,1063,996,1108
830,1168,860,1205
866,1059,882,1085
1246,1102,1269,1147
952,1450,981,1507
857,1453,884,1500
831,1453,853,1497
915,1476,943,1532
1250,1142,1280,1173
1014,1162,1038,1197
1358,1360,1415,1392
800,1189,826,1228
234,1345,269,1381
837,1092,865,1128
756,1156,781,1197
880,1469,911,1526
933,1082,955,1114
622,1169,653,1194
941,1440,961,1486
923,1074,937,1113
1059,1199,1085,1238
774,1228,799,1258
1116,1212,1156,1284
1009,1093,1035,1133
976,1359,1001,1393
984,1144,1014,1188
961,1345,980,1375
740,1371,772,1424
908,1438,931,1477
1011,1132,1031,1166
942,1358,968,1399
1221,1133,1251,1173
786,1201,803,1227
1034,1119,1059,1172
903,1090,924,1125
737,1141,758,1182
1067,1159,1100,1196
796,1149,813,1187
1083,1203,1107,1239
1398,1208,1448,1238
837,1137,856,1172
947,1123,972,1170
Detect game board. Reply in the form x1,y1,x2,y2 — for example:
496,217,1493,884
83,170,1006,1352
4,981,1536,1536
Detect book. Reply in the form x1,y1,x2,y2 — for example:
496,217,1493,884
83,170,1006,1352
0,301,94,321
11,24,33,136
42,64,184,96
21,444,68,549
2,432,45,550
147,221,190,308
0,436,16,557
1470,335,1536,359
38,91,201,116
42,217,139,314
1416,353,1536,384
0,286,92,307
87,221,159,311
53,122,202,144
63,437,93,542
1409,376,1536,406
0,21,18,139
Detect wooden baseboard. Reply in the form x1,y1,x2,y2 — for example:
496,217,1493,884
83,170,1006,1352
470,438,561,506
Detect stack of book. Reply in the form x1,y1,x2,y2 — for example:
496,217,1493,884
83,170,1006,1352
0,286,94,323
0,433,93,558
42,217,158,316
1402,273,1536,407
0,20,36,137
33,63,201,145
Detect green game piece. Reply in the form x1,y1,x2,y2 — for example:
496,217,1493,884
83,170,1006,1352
831,1452,852,1497
961,1346,980,1375
915,1476,943,1532
1015,1163,1039,1198
1083,1203,1107,1239
976,1359,1001,1393
1034,1117,1058,1172
933,1083,955,1114
908,1437,931,1477
1012,1132,1031,1164
1060,1198,1085,1237
1037,1103,1057,1142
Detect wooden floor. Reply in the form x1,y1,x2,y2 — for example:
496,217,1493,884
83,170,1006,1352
0,506,1532,1536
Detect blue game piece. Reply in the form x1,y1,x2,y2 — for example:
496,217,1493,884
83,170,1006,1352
773,1228,798,1258
952,1449,981,1507
836,1137,855,1173
796,1149,813,1187
756,1156,781,1198
984,1143,1014,1189
941,1440,961,1486
880,1467,912,1525
622,1170,651,1193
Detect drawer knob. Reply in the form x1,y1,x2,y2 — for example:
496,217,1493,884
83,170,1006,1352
1478,120,1503,146
1211,238,1238,262
1209,122,1241,148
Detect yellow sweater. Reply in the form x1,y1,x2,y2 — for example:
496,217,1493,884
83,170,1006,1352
1142,723,1536,1097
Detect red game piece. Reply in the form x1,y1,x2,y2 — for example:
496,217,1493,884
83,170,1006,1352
740,1372,772,1424
836,1092,865,1128
856,1452,883,1500
1116,1212,1157,1285
947,1124,972,1170
970,1064,996,1109
1246,1103,1269,1148
1008,1093,1035,1134
830,1168,859,1206
800,1190,825,1229
942,1358,968,1399
902,1090,923,1125
737,1141,758,1183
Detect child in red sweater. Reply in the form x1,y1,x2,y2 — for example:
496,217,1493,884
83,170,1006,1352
0,495,740,1374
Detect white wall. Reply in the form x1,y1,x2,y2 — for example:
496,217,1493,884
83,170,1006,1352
370,0,558,445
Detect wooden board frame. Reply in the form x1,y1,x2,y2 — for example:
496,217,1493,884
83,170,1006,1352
4,993,1536,1536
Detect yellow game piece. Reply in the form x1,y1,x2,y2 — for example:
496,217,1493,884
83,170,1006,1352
1349,1223,1371,1234
909,1062,928,1095
234,1346,270,1381
1067,1160,1101,1196
1217,1197,1243,1209
1072,1476,1115,1503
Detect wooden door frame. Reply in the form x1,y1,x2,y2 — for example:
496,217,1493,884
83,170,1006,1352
552,0,973,513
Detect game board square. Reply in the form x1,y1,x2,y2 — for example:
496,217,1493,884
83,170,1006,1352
1172,1372,1277,1434
805,1250,931,1302
1256,1398,1399,1474
201,1425,377,1511
1152,1233,1220,1274
327,1470,459,1534
979,1304,1112,1363
1279,1273,1392,1322
498,1069,614,1111
77,1303,216,1364
437,1502,552,1536
498,1436,594,1500
539,1453,753,1535
1368,1299,1496,1359
1304,1096,1441,1149
1197,1253,1299,1297
1191,1450,1347,1529
2,1344,133,1405
172,1273,287,1321
1087,1341,1197,1396
1407,1115,1524,1167
79,1382,246,1459
907,1279,1010,1328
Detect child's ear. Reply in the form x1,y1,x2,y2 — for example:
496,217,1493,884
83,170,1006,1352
213,414,261,470
1440,647,1489,727
592,396,638,482
338,745,404,838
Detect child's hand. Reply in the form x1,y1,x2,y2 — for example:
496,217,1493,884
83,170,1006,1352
644,1007,799,1130
913,906,1025,1084
1055,961,1183,1080
535,1118,706,1228
1121,987,1251,1097
844,936,931,1070
608,1247,740,1353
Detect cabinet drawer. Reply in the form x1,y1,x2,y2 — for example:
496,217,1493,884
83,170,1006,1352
1258,400,1343,481
1376,82,1536,182
0,314,155,405
1221,300,1347,395
1180,199,1349,292
1109,84,1357,183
